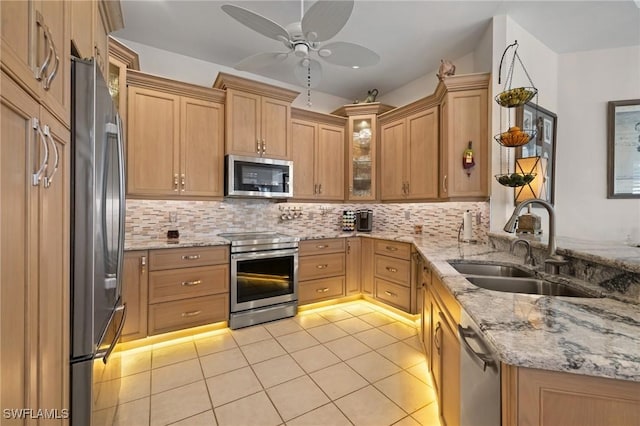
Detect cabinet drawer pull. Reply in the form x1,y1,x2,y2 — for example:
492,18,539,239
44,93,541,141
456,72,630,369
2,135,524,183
180,174,185,190
316,288,329,293
43,31,59,90
140,256,147,274
181,254,201,260
385,246,398,252
181,280,201,286
256,139,261,154
385,266,398,273
261,139,266,155
442,175,448,193
316,264,329,269
42,125,59,188
434,322,442,353
173,174,179,191
34,12,52,81
384,290,397,297
32,118,49,186
315,244,328,249
181,310,201,318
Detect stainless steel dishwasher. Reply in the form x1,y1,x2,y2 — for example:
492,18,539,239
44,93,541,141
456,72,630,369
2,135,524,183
458,309,501,426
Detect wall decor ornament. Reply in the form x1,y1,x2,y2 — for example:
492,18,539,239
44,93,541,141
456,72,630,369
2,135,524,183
515,102,557,204
607,99,640,198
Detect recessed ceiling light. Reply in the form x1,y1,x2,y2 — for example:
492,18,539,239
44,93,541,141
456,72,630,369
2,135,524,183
352,65,360,69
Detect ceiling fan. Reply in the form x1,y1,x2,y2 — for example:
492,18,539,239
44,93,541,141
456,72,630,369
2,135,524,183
221,0,380,89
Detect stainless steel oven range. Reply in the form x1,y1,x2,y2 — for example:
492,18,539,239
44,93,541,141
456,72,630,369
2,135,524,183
219,232,299,329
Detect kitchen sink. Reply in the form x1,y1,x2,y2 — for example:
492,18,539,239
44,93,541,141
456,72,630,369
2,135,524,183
448,261,535,278
464,276,600,298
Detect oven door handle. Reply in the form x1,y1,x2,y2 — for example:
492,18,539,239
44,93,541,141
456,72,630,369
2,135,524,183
232,248,298,260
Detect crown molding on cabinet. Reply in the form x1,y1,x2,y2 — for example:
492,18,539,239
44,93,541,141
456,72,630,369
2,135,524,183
127,70,226,103
331,102,395,117
108,36,140,70
99,0,125,33
212,72,299,103
291,108,347,127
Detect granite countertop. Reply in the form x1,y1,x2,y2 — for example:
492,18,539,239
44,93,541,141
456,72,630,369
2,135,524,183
125,231,640,382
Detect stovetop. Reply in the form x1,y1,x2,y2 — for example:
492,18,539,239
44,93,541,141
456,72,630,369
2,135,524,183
218,231,299,246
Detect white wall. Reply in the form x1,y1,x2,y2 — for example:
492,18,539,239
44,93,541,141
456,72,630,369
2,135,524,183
115,38,351,113
473,21,493,74
377,52,475,106
489,16,559,235
556,45,640,242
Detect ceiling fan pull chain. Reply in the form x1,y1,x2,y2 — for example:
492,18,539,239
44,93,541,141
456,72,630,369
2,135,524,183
307,62,312,107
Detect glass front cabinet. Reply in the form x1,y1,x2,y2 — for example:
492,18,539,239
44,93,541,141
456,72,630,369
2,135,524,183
334,103,394,201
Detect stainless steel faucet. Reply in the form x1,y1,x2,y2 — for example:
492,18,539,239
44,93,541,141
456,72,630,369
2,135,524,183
504,198,567,273
510,239,535,266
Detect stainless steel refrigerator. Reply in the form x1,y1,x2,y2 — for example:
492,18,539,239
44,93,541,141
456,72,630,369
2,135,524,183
70,57,126,426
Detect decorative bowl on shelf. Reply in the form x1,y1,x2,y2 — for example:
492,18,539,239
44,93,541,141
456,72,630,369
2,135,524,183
494,127,536,147
495,87,537,108
495,172,536,187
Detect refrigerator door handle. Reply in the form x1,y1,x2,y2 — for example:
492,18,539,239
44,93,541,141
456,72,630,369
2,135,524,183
115,113,126,301
95,304,127,364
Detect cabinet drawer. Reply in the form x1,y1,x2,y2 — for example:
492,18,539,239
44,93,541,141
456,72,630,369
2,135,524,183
375,278,410,312
374,240,411,260
374,254,410,286
149,246,229,270
149,264,229,304
148,294,228,335
299,238,345,256
299,253,345,281
299,277,345,305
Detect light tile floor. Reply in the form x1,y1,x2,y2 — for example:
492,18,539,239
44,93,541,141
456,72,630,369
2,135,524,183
95,301,441,426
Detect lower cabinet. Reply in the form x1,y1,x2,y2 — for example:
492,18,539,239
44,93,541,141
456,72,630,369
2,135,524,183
345,237,362,295
360,238,374,295
121,251,149,342
502,365,640,426
121,246,229,340
298,239,346,305
373,240,412,312
428,273,461,426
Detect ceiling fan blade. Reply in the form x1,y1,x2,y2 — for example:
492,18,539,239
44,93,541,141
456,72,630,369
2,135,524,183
294,58,322,88
301,0,354,42
320,41,380,68
221,4,290,42
234,52,290,72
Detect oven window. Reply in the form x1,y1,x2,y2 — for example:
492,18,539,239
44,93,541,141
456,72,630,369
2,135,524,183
234,161,289,193
236,255,294,303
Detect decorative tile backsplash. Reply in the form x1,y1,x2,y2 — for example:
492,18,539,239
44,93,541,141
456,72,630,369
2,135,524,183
125,199,490,242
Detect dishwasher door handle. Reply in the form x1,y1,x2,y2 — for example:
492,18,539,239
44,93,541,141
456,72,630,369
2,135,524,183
458,324,496,372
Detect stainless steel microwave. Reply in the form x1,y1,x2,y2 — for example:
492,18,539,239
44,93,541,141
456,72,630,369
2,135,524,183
225,155,293,198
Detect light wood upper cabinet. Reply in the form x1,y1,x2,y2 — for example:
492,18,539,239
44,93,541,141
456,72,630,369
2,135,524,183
213,73,299,160
2,71,70,425
224,89,289,159
380,106,439,201
332,103,394,201
439,75,490,199
70,0,95,58
291,109,346,201
127,71,225,199
127,86,180,195
380,119,406,200
180,97,225,197
1,0,72,127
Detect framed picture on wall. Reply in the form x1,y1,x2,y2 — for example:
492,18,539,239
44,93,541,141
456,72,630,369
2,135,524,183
607,99,640,198
515,102,557,204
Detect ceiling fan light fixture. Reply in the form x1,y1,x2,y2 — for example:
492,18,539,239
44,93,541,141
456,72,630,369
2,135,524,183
351,65,360,69
318,48,332,57
306,31,318,42
294,43,309,57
